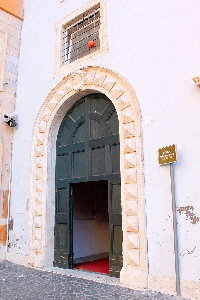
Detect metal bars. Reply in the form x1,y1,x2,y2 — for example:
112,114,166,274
61,7,100,65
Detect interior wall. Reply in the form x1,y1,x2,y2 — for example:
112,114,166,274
73,181,109,259
73,220,109,259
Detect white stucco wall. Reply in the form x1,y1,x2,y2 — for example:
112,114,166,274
8,0,200,297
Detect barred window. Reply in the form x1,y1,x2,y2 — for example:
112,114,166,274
61,6,100,65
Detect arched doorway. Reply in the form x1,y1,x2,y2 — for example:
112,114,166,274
54,93,122,277
29,66,146,289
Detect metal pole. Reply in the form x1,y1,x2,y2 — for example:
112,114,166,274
170,163,181,296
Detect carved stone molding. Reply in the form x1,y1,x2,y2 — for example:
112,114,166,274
29,65,146,288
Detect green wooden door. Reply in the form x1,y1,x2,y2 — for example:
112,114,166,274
54,184,72,268
108,182,123,277
54,93,122,275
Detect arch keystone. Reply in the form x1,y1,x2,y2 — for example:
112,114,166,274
84,72,95,85
93,73,106,86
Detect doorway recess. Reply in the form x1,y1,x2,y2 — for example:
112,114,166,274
54,93,122,277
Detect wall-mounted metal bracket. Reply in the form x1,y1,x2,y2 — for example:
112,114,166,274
4,112,17,127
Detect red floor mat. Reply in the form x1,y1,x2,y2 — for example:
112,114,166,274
74,257,109,274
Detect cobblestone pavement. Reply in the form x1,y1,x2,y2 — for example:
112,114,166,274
0,260,188,300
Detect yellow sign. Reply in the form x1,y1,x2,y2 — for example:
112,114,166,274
158,144,177,165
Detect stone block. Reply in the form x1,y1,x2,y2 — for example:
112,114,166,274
110,83,124,99
127,232,140,249
36,157,43,169
124,153,137,168
124,137,136,153
93,73,106,86
123,123,135,139
124,168,137,184
122,106,135,124
5,61,18,75
35,180,43,193
6,55,18,66
125,200,138,216
102,77,116,91
126,249,140,266
124,183,138,199
4,70,18,82
36,146,44,157
36,168,43,180
0,224,7,245
7,44,20,58
34,228,42,241
126,216,139,232
116,93,131,111
7,13,23,29
7,35,20,51
84,72,95,85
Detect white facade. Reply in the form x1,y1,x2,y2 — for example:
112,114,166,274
2,0,200,299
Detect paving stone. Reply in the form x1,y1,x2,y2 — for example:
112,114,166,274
0,261,189,300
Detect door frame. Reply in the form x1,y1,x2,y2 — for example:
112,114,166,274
29,66,147,289
54,94,121,272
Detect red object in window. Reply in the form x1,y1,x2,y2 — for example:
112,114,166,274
88,40,95,48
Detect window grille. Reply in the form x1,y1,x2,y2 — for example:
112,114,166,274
61,6,100,65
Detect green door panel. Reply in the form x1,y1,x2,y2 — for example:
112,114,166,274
54,94,122,274
54,186,71,268
108,181,123,278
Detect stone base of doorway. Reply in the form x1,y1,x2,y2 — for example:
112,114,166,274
120,266,147,289
149,274,200,300
42,266,149,293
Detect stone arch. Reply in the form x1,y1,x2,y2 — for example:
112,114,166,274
28,66,147,288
